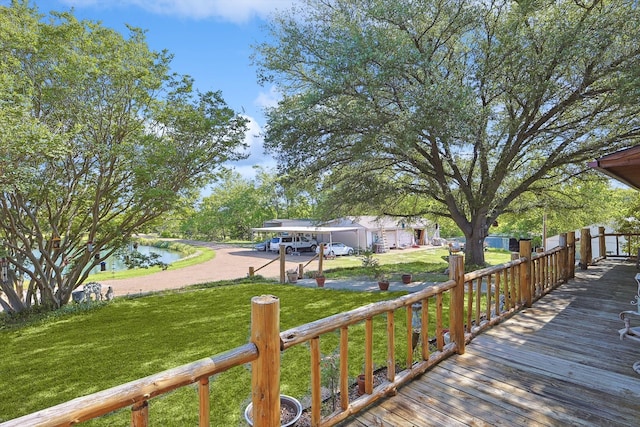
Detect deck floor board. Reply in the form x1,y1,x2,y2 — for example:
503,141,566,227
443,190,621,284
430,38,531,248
338,260,640,426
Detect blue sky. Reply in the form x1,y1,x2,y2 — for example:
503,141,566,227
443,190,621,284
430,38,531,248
38,0,301,180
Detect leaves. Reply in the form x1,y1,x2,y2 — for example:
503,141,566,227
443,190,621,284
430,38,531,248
255,0,640,265
0,3,247,312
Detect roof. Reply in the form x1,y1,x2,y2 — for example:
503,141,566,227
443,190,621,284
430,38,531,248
588,145,640,191
251,226,361,233
324,215,429,230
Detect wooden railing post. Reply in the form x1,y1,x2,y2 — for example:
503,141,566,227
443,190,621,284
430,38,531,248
448,255,465,354
318,244,324,275
580,228,591,270
559,233,567,283
279,244,286,283
519,240,532,308
131,401,148,427
567,231,576,279
598,226,606,259
250,295,281,427
249,266,255,277
199,378,210,427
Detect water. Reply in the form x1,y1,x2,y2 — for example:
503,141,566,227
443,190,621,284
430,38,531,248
89,245,183,275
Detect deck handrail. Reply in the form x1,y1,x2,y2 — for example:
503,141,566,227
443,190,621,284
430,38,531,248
0,344,258,426
0,237,575,427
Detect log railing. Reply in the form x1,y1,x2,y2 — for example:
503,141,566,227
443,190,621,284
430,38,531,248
577,226,640,268
0,237,575,427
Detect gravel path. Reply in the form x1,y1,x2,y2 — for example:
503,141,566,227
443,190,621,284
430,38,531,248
98,241,324,297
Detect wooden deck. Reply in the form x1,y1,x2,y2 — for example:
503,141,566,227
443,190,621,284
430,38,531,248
339,259,640,426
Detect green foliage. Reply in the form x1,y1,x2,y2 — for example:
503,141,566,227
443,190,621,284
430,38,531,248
255,0,640,266
178,168,319,241
0,3,247,313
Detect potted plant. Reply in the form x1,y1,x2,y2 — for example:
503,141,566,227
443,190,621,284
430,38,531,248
357,374,366,396
377,273,390,291
286,268,298,283
244,394,302,427
401,273,412,284
314,272,326,287
359,249,388,289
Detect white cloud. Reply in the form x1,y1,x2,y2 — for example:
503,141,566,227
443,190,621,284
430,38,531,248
255,85,282,110
59,0,299,23
231,115,276,180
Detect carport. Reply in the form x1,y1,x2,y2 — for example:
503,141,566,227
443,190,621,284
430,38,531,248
251,226,362,253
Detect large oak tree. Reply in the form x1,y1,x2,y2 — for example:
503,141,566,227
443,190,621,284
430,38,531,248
255,0,640,265
0,2,248,312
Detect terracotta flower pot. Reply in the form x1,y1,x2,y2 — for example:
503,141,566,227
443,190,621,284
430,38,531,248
402,274,412,284
315,276,326,287
378,280,389,291
357,374,366,396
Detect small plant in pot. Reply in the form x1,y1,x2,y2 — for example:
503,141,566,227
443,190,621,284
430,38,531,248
314,272,326,287
286,268,298,283
376,273,390,291
359,249,388,289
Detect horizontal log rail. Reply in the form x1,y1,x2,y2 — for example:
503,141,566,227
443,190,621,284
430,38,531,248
0,344,258,427
1,234,576,427
587,227,640,261
250,253,280,275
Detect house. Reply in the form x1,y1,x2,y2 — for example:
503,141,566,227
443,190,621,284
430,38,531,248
252,216,433,253
320,216,432,252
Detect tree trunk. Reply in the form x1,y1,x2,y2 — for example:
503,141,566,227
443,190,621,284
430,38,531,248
464,221,489,266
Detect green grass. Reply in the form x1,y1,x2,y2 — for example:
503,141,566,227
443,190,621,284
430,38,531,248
315,247,511,283
0,280,410,425
0,247,510,425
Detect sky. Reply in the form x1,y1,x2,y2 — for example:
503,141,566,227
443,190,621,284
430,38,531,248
36,0,301,180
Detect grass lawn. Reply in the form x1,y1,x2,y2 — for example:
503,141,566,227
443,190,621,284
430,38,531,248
0,281,410,425
316,247,512,283
0,247,511,425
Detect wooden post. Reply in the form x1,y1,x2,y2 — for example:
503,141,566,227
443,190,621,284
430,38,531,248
250,295,281,427
599,226,606,259
364,318,373,394
279,244,286,284
559,233,567,283
318,244,324,275
298,263,303,279
131,401,148,427
310,337,321,426
449,255,465,355
339,327,349,410
386,311,396,381
519,240,532,308
567,231,576,279
580,228,590,270
249,266,255,277
199,378,210,427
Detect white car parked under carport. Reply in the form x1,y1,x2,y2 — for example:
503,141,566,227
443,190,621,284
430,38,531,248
316,242,354,257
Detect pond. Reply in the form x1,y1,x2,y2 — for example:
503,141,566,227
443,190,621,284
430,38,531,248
89,245,183,275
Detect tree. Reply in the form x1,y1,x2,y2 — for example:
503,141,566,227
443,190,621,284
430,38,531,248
0,2,248,313
179,169,317,241
496,176,624,243
254,0,640,265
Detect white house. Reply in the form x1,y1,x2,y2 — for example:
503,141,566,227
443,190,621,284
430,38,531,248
320,216,432,252
251,216,433,253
